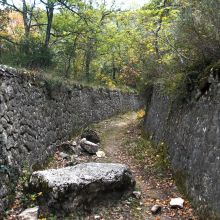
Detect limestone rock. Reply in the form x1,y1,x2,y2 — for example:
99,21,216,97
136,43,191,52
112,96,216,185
96,150,106,158
151,205,162,215
18,206,39,220
81,129,100,144
170,197,184,209
80,138,99,154
72,141,77,147
59,152,70,160
133,191,141,199
29,163,135,212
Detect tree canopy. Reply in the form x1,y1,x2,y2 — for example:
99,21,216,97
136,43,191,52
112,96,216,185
0,0,219,93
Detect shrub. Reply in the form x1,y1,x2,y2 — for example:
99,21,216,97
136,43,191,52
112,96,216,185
18,39,53,68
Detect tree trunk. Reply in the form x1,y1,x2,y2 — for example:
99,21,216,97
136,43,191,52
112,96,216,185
65,36,78,77
85,38,93,82
154,0,169,59
22,0,30,39
85,52,91,81
112,55,116,80
45,2,54,49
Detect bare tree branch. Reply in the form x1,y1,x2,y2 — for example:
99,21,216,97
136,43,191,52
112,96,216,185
57,0,89,25
0,0,22,13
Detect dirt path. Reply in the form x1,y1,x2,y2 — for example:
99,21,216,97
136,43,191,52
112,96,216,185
91,112,198,220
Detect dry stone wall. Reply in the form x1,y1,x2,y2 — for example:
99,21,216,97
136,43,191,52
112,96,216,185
144,75,220,219
0,65,143,215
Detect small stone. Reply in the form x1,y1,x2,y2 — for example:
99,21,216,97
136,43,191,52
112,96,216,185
18,206,39,220
170,197,184,209
72,141,77,146
133,191,141,199
81,129,100,144
124,200,131,205
136,207,142,211
96,151,106,158
59,152,70,160
151,205,162,215
80,138,99,154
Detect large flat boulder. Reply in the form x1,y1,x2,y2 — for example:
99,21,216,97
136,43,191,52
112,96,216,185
29,163,135,212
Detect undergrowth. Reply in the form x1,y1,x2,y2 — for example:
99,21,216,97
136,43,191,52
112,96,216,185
0,64,137,94
124,134,170,176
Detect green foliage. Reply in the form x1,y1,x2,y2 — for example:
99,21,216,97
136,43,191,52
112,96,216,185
16,165,40,207
18,39,53,68
0,8,9,33
0,0,219,92
125,136,170,175
1,38,53,68
155,141,170,171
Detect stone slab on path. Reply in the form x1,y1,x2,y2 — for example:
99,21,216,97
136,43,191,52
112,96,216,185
29,163,135,212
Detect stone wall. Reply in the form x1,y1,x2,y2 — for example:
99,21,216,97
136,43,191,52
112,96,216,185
0,66,143,215
144,75,220,219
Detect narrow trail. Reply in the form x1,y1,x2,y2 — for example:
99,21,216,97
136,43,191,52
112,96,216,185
7,112,199,220
92,112,198,220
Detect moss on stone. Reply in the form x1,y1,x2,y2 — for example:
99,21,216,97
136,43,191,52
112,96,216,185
173,169,187,196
